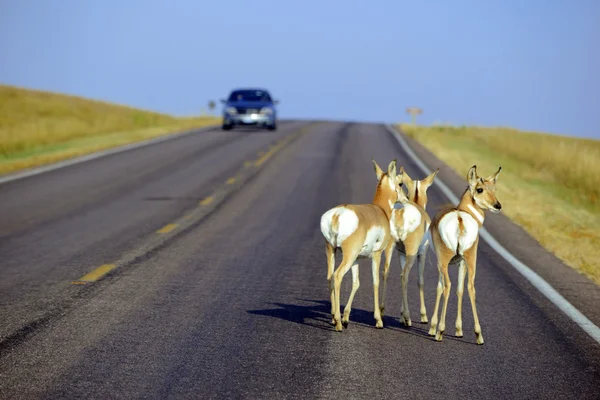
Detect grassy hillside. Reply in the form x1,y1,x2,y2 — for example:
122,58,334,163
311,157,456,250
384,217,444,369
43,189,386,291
399,124,600,286
0,84,220,175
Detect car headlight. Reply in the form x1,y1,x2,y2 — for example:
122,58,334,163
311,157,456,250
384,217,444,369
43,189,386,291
260,107,273,115
226,107,237,114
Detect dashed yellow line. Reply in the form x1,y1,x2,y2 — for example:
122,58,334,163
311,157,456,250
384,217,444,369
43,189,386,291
199,196,214,206
73,263,117,284
255,146,278,166
157,223,178,234
68,128,313,286
254,138,292,167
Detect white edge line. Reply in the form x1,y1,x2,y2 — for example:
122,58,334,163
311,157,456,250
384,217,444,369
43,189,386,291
385,123,600,345
0,125,218,186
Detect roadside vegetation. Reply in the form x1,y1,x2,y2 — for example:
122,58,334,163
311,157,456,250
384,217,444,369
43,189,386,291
0,84,220,175
399,123,600,286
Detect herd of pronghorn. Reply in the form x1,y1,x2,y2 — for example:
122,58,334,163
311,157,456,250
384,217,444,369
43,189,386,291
320,159,502,345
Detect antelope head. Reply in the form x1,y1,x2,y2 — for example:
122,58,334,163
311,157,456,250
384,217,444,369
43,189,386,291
372,158,407,209
467,165,502,213
401,168,439,209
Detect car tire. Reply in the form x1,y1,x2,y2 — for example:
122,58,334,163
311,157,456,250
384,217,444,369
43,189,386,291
222,124,233,131
267,123,277,131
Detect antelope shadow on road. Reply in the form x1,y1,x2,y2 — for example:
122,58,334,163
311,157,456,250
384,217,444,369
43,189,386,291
247,298,468,343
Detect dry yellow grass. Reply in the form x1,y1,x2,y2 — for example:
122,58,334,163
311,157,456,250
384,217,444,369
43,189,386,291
0,84,220,174
399,123,600,286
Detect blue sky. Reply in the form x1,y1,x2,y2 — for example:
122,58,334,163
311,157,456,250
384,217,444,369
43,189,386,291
1,0,598,138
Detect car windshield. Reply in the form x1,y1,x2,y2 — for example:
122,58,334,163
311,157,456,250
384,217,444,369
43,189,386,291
228,90,272,102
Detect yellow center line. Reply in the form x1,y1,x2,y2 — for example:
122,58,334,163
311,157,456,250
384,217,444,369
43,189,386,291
157,223,178,234
69,128,312,286
254,136,295,167
199,196,214,206
73,263,117,283
254,144,281,166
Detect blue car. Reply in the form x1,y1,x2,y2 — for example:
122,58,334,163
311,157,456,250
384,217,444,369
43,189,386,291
221,88,279,131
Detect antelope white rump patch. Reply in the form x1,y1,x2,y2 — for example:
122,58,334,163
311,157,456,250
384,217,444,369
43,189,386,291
390,204,422,242
320,207,359,248
438,211,479,255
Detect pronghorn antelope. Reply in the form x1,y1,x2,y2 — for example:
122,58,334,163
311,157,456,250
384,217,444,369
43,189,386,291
428,165,502,345
379,168,439,327
320,159,403,332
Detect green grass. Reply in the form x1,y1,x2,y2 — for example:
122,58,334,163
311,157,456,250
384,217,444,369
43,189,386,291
399,123,600,286
0,84,221,174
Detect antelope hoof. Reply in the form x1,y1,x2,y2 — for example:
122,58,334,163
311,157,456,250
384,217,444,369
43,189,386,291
342,312,350,325
402,317,412,327
342,320,349,328
375,320,384,329
476,334,484,345
428,326,437,336
420,315,428,324
335,322,344,332
435,331,444,342
455,329,463,338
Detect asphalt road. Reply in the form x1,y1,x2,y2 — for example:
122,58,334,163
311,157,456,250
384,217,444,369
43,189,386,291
1,121,599,399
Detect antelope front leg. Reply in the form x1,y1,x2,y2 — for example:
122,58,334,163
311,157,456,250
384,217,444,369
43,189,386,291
371,251,384,328
342,263,360,327
401,254,417,327
379,241,395,319
428,271,443,336
455,260,466,337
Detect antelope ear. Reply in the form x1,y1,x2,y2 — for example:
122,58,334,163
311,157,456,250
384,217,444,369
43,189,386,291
372,158,384,180
396,165,408,185
485,166,502,183
401,168,412,184
423,168,440,188
467,165,478,187
401,173,410,187
387,159,397,178
396,165,405,185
